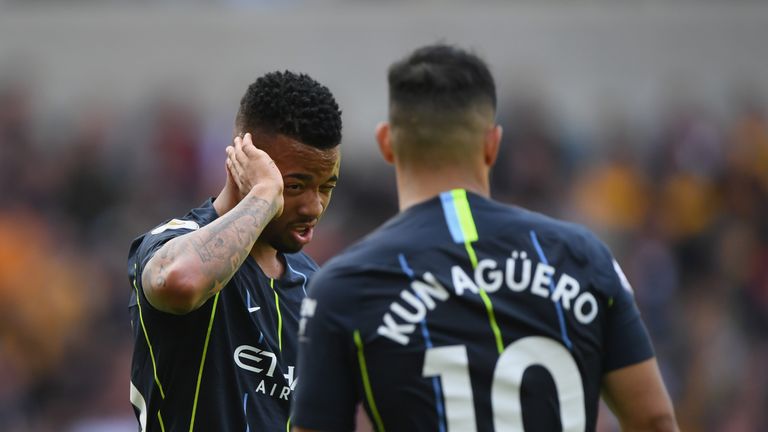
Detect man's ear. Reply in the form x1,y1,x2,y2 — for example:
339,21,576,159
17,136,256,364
376,122,394,164
484,125,502,167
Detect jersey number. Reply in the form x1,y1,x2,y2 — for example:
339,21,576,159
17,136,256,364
422,336,586,431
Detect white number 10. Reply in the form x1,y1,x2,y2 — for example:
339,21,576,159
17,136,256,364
422,336,586,431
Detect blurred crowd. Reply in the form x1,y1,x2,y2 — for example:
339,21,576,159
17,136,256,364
0,72,766,431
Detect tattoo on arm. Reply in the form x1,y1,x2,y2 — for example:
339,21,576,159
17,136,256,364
191,196,273,290
143,195,276,307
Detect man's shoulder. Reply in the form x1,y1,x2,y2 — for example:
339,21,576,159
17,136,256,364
152,199,219,233
317,226,401,276
305,233,396,305
485,201,608,260
132,198,216,240
128,199,219,270
498,205,625,296
317,198,607,273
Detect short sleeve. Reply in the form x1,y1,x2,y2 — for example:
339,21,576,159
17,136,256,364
128,203,218,308
129,218,199,279
600,256,655,372
292,268,359,431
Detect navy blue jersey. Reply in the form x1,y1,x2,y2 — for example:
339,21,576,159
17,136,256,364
128,199,316,431
293,190,653,432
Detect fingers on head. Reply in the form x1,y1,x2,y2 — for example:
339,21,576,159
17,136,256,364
232,141,250,164
227,151,244,178
234,133,264,160
227,160,240,184
242,132,254,147
225,145,242,169
242,141,259,158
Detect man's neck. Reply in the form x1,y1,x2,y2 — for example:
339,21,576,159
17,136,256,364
250,241,284,279
395,165,490,211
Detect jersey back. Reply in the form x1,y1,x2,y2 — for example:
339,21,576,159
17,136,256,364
293,190,653,432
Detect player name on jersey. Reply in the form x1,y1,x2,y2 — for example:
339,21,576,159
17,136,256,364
377,249,599,345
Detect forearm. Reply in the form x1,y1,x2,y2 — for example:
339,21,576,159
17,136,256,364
142,186,279,314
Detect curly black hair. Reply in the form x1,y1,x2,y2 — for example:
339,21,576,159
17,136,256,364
236,71,342,149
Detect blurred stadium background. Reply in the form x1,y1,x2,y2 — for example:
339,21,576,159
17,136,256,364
1,1,767,431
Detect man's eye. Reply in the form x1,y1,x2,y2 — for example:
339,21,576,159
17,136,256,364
286,184,302,191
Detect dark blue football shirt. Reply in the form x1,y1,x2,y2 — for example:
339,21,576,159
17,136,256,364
128,199,316,431
292,189,654,432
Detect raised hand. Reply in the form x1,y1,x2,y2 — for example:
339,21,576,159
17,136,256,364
141,133,287,314
226,133,284,216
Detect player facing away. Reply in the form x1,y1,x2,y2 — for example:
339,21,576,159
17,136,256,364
128,71,342,431
292,45,678,432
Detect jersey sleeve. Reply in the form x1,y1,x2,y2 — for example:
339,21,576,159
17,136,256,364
292,267,359,431
595,246,655,372
128,207,217,309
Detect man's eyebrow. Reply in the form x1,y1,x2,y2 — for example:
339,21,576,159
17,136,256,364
284,173,313,181
284,173,339,183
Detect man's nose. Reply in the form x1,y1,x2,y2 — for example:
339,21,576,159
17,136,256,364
298,190,324,219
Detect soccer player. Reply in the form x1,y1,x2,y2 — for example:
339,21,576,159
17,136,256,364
128,71,342,431
292,45,678,431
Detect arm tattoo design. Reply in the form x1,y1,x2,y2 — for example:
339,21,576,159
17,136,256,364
191,196,273,284
144,195,277,304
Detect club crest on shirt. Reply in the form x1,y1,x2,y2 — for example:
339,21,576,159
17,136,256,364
151,219,200,235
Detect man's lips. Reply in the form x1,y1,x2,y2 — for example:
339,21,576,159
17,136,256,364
290,223,316,243
291,221,316,231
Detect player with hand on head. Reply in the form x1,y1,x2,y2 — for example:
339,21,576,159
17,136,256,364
291,45,678,432
128,71,342,431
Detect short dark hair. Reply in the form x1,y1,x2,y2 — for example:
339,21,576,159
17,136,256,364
388,44,496,119
236,71,342,149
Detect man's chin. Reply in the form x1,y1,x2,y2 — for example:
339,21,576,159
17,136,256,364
271,240,304,254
